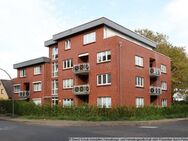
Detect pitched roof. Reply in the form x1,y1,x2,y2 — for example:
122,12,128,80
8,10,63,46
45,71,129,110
44,17,156,48
13,57,50,69
0,79,13,98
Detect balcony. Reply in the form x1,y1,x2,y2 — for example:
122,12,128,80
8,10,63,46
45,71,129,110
73,63,89,75
149,67,161,77
19,91,30,98
150,86,162,96
73,84,90,95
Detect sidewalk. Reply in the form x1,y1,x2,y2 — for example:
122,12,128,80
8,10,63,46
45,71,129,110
0,116,187,127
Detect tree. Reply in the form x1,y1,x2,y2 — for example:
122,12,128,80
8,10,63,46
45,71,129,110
135,29,188,94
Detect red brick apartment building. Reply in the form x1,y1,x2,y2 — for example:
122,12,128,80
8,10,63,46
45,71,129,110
13,17,171,107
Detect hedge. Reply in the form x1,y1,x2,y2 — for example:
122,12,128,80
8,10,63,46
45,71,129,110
0,100,188,121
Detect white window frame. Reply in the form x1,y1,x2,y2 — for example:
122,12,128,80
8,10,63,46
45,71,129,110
33,81,42,92
135,56,143,67
65,39,71,50
161,64,167,73
97,73,111,86
136,97,144,108
52,97,58,106
161,81,167,91
34,66,42,75
20,69,26,77
83,32,96,45
162,99,167,107
52,62,58,77
135,76,144,88
52,47,58,60
63,59,73,70
63,99,73,107
13,84,20,93
97,50,111,63
63,79,73,89
97,97,111,108
32,98,42,105
52,80,58,95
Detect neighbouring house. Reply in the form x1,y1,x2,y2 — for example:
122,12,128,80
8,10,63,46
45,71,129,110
173,89,188,102
13,17,171,107
0,79,13,100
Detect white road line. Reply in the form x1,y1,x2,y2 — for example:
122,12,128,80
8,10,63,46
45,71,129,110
139,126,158,129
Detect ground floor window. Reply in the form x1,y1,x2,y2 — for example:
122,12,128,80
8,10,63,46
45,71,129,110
32,98,41,105
136,97,144,108
52,97,58,106
63,99,73,107
162,99,167,107
97,97,111,108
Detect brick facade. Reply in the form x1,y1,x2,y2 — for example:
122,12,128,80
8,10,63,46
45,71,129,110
13,17,171,107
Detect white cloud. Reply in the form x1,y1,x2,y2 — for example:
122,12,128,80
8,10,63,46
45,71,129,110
164,0,188,53
0,0,62,79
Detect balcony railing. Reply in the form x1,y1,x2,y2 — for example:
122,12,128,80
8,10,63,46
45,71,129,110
73,84,90,95
73,63,89,75
19,91,30,98
149,67,161,77
150,86,162,96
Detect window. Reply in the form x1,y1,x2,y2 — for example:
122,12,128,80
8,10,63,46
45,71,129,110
83,32,96,45
161,81,167,90
135,56,143,67
1,89,3,94
52,80,58,95
33,81,42,92
20,69,26,77
97,50,111,63
97,74,111,86
136,97,144,108
135,76,144,87
65,39,71,50
162,99,167,107
34,66,42,75
63,59,73,69
161,64,167,73
52,97,58,106
97,97,111,108
63,79,73,89
52,62,58,77
32,98,41,105
14,84,20,93
52,47,58,60
63,99,73,107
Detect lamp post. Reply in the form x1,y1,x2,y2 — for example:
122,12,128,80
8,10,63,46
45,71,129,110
0,68,14,117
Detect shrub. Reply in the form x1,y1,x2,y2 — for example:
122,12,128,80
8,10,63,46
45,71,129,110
0,100,188,121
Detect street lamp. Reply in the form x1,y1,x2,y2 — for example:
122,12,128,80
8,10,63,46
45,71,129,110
0,68,14,117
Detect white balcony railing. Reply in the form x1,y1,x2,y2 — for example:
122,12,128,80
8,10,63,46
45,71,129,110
73,84,90,95
149,67,161,77
19,91,30,98
73,63,89,75
150,86,162,96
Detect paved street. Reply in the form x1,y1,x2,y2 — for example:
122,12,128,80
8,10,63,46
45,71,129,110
0,119,188,141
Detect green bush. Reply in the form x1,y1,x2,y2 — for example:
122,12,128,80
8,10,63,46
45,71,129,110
0,100,188,121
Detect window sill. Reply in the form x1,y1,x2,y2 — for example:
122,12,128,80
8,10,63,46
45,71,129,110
33,90,42,92
135,65,144,68
97,83,111,87
64,48,71,51
135,86,144,89
34,74,41,76
63,87,73,90
161,72,167,74
63,67,73,71
97,60,111,64
83,41,96,46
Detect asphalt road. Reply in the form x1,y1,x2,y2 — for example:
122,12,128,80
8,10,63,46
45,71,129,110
0,119,188,141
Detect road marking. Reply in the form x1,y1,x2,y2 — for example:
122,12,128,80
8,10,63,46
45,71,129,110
0,126,16,131
139,126,158,129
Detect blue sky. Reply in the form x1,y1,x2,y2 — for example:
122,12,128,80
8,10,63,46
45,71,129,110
0,0,187,79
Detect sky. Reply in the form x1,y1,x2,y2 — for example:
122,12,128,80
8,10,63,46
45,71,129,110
0,0,188,79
